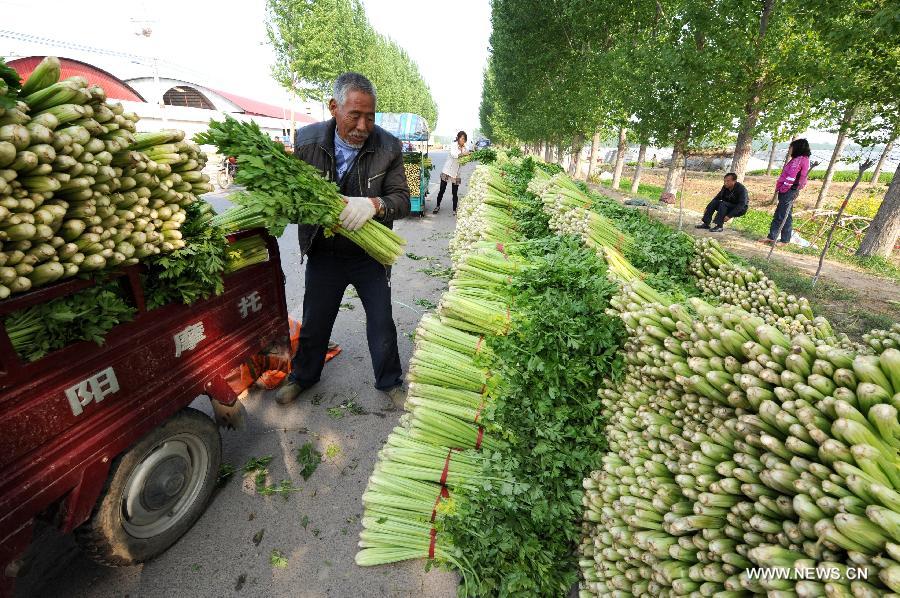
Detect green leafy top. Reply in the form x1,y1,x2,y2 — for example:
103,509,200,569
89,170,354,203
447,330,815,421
143,201,229,309
0,58,22,109
196,116,342,234
5,282,136,361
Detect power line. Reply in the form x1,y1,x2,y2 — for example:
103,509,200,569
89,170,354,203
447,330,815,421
0,29,211,81
0,29,148,62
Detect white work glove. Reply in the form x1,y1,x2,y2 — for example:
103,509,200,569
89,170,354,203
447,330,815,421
339,196,376,231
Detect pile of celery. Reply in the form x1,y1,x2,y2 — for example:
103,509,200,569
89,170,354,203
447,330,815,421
355,166,525,584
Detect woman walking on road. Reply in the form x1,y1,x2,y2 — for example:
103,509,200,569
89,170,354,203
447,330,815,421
433,130,470,214
762,138,811,245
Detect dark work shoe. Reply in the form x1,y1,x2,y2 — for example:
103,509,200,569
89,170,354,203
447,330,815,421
695,223,710,229
382,385,408,411
432,206,440,214
710,227,724,233
275,381,304,405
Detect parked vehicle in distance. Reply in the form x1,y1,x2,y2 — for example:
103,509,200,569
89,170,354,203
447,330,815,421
475,138,491,150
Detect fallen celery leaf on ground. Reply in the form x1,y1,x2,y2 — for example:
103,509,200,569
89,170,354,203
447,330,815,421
216,463,236,487
296,443,322,480
270,550,288,569
413,298,437,310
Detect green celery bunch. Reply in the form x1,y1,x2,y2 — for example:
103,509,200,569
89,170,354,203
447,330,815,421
197,116,405,265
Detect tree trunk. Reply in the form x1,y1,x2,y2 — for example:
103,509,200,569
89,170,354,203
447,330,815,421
765,140,778,175
856,162,900,257
664,145,684,195
870,133,896,186
612,126,628,191
544,142,553,162
729,0,774,181
569,134,584,177
631,143,648,194
556,144,565,167
730,96,762,181
587,131,601,180
816,105,857,208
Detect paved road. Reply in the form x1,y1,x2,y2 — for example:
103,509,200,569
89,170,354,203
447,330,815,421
17,152,473,598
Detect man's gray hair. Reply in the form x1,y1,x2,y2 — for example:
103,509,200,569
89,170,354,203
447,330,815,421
333,72,377,106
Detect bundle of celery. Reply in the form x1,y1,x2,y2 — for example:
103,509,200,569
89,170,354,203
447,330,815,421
225,235,269,274
457,148,497,166
534,170,669,305
4,281,134,361
0,56,212,299
197,116,405,265
448,166,521,263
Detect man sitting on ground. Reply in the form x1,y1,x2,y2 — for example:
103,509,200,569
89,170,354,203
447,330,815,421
696,172,749,232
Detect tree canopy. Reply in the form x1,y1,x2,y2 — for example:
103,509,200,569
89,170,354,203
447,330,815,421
481,0,899,256
266,0,437,127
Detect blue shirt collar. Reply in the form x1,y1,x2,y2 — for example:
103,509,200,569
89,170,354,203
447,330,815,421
334,130,362,180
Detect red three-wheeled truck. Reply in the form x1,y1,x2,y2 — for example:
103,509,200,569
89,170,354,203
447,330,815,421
0,229,288,597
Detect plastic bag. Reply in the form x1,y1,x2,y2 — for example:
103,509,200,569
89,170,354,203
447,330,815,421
225,318,341,393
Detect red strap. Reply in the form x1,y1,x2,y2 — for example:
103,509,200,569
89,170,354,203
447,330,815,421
475,426,484,450
475,335,484,353
496,242,505,254
474,397,486,423
439,449,458,485
429,527,437,559
431,485,450,522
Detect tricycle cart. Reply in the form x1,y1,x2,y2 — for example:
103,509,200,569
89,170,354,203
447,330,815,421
375,112,431,216
0,229,289,597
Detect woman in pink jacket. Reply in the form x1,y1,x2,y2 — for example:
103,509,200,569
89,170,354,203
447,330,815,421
765,138,811,244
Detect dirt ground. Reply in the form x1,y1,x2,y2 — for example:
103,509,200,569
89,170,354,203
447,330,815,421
629,167,889,214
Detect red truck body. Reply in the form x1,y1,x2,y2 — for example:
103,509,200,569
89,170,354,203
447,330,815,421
0,229,288,596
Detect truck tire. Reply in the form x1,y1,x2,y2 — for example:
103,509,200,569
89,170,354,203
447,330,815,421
74,408,221,566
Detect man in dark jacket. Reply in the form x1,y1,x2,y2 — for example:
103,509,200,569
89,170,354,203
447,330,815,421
276,72,410,407
697,172,749,232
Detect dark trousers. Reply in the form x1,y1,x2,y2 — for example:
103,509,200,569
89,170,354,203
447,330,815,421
436,179,459,211
290,253,403,391
702,198,743,227
768,189,799,243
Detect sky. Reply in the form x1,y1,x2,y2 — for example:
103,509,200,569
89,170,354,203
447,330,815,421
0,0,491,137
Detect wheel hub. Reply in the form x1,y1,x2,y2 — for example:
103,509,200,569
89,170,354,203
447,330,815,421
141,455,189,511
121,433,210,539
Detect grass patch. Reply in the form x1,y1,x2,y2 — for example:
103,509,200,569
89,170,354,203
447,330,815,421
744,256,897,340
600,177,673,202
746,169,893,184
